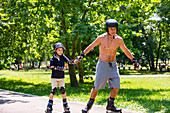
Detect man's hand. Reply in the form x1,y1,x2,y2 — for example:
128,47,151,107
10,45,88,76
132,58,139,70
77,51,85,61
73,51,86,64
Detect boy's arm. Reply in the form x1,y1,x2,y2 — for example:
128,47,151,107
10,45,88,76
63,54,74,64
50,59,54,69
63,54,70,62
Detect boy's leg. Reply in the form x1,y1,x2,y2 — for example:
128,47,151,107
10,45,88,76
59,79,70,113
45,88,57,113
45,79,58,113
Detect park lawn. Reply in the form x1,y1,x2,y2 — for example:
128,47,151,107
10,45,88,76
0,70,169,113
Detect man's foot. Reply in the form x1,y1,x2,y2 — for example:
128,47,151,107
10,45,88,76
106,98,121,112
82,99,94,113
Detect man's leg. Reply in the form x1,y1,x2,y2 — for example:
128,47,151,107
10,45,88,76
110,88,119,98
90,86,99,99
82,87,99,113
106,88,121,112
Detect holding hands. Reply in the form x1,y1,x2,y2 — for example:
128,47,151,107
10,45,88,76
74,51,85,63
67,51,86,65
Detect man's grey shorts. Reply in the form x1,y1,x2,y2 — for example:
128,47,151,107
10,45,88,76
94,59,120,89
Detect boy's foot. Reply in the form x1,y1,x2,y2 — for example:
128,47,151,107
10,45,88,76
63,102,70,113
45,100,53,113
45,106,52,113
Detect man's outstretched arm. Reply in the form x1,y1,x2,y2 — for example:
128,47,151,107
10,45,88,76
119,38,139,69
77,36,103,61
119,38,134,60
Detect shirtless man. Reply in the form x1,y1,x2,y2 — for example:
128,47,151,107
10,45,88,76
76,19,139,113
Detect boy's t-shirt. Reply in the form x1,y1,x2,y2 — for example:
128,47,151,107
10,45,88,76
50,54,69,78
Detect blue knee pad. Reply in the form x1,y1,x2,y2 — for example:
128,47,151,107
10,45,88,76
60,86,65,94
51,87,57,95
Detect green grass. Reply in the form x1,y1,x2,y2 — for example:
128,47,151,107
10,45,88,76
119,69,170,75
0,70,170,113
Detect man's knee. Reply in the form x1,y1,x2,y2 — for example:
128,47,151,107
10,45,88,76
51,87,57,95
111,88,119,90
92,86,99,92
111,88,119,92
60,86,65,94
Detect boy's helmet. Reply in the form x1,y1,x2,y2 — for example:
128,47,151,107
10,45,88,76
106,19,118,33
53,43,65,50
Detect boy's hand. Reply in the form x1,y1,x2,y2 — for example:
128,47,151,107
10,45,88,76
63,67,66,71
74,59,80,63
50,66,55,69
69,59,81,64
69,59,75,64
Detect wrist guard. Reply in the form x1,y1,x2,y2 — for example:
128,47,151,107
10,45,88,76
132,58,139,68
132,58,137,63
54,66,64,71
78,51,85,61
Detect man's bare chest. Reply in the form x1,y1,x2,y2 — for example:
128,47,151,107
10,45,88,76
100,38,120,50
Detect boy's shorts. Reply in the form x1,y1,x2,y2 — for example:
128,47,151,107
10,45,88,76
94,59,120,89
51,78,65,89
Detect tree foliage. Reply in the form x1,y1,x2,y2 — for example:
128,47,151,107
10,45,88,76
0,0,169,86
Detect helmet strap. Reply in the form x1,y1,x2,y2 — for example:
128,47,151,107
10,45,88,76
107,32,115,39
55,52,61,57
54,50,61,57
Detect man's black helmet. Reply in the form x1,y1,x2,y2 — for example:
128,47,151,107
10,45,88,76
53,43,65,50
106,19,118,33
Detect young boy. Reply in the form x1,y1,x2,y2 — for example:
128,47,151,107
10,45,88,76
45,43,73,113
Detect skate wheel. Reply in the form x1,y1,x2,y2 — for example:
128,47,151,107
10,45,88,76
82,112,88,113
45,110,52,113
106,110,122,113
82,110,88,113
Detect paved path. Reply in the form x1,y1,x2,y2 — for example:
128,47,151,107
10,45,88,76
0,89,142,113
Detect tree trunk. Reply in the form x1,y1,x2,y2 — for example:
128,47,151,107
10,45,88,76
69,64,78,87
156,28,162,69
32,61,35,69
78,62,84,83
61,8,78,87
60,0,92,87
38,61,41,69
17,56,20,71
77,42,84,83
150,57,155,71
